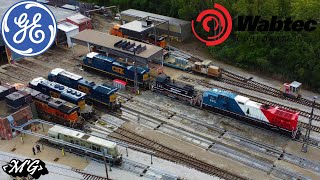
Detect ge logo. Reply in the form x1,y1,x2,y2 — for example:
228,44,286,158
192,3,232,46
1,1,57,57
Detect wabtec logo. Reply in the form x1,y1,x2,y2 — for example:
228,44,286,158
238,16,317,32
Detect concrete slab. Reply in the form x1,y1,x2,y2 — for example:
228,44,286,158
0,126,89,170
0,151,84,180
119,122,274,180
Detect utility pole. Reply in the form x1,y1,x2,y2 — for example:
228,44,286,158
133,50,139,94
301,96,318,153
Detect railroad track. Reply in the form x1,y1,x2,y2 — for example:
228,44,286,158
180,50,320,110
109,127,246,180
178,75,320,134
72,168,108,180
222,70,320,110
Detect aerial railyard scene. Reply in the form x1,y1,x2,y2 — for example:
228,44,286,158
0,0,319,179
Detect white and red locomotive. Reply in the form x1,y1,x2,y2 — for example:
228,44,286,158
153,74,301,138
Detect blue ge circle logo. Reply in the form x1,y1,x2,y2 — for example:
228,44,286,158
1,1,57,57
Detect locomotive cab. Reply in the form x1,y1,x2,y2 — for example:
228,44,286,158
283,81,301,99
147,34,167,48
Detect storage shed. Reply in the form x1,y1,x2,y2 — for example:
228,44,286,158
66,13,93,32
57,21,79,48
120,9,191,41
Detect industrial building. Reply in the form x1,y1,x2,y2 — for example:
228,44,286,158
120,9,191,41
57,21,80,48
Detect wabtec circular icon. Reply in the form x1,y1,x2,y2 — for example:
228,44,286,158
192,3,232,46
1,1,57,57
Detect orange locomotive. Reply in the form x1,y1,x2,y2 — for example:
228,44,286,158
22,88,84,129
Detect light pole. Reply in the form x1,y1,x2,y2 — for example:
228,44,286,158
102,149,109,179
301,96,318,153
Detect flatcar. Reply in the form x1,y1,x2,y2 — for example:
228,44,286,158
82,52,150,88
48,125,122,164
48,68,120,110
201,89,301,138
8,87,84,129
151,74,197,104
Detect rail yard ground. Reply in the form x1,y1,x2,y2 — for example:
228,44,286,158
1,16,320,180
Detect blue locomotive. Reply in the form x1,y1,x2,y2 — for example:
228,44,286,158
48,68,120,110
82,52,150,88
29,77,87,110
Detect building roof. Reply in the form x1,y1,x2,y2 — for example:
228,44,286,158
121,9,190,26
71,30,163,61
58,21,79,32
61,4,79,11
67,13,92,24
120,20,154,33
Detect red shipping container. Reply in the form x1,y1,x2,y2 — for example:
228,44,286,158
66,13,92,32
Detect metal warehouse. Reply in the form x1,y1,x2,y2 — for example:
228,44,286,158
120,9,191,41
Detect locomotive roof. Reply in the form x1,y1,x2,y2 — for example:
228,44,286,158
49,125,117,148
127,66,149,74
31,77,87,99
157,74,194,90
205,89,237,99
262,106,299,120
94,84,118,95
290,81,302,88
5,91,26,101
235,95,250,104
20,87,41,97
51,68,83,81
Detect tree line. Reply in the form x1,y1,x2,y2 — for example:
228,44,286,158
80,0,320,90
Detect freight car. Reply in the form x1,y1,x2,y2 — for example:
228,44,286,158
82,52,150,88
48,68,120,111
151,74,197,104
152,74,301,138
29,77,94,119
48,125,122,164
7,88,84,129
